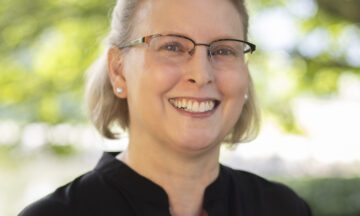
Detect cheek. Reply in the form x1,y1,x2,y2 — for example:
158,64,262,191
142,53,182,94
124,52,179,92
216,67,249,97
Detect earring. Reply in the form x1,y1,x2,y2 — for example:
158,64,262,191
116,87,123,94
244,94,249,100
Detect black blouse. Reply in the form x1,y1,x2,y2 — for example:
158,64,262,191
19,152,312,216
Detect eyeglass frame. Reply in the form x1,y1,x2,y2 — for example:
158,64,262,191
118,33,256,56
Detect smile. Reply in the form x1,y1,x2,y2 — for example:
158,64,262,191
169,98,219,113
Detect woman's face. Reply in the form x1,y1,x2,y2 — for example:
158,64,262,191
121,0,249,153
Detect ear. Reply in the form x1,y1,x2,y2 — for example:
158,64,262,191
107,47,127,98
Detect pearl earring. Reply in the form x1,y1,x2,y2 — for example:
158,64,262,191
116,87,123,94
244,94,249,100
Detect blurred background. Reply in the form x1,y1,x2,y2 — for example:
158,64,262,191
1,0,359,215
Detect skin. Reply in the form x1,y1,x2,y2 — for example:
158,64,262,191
108,0,249,215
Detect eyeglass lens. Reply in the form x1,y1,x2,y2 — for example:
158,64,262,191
148,35,252,68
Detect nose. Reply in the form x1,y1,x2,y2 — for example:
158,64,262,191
185,47,214,86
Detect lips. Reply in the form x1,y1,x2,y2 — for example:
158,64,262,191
169,98,220,113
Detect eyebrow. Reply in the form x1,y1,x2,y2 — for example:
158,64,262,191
159,31,242,43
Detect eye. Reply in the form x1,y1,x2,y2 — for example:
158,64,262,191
159,42,185,53
211,46,238,57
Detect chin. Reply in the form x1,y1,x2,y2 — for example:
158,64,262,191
171,134,221,154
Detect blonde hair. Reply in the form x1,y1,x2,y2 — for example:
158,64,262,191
85,0,260,144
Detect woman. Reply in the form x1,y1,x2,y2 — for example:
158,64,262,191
20,0,312,215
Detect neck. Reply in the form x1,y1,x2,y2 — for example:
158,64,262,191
117,137,220,216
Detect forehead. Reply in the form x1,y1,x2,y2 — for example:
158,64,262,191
133,0,244,40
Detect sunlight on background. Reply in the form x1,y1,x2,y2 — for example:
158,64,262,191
1,0,360,215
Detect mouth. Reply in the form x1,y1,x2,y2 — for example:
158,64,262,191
168,97,220,113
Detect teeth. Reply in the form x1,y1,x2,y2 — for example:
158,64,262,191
186,100,192,110
192,101,199,112
170,98,216,113
181,99,186,108
199,102,205,112
206,101,211,111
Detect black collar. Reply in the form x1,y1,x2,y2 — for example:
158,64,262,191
94,152,230,215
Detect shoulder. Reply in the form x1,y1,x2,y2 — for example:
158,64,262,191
222,165,312,215
19,170,98,216
18,181,76,216
19,152,136,216
19,169,123,216
225,166,296,196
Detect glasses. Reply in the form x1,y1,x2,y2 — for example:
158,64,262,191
118,34,256,69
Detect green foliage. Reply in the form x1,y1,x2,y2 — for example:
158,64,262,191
46,143,78,156
0,145,20,170
0,0,115,123
247,0,360,132
288,178,360,216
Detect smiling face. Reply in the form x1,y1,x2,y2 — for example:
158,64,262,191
112,0,249,154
